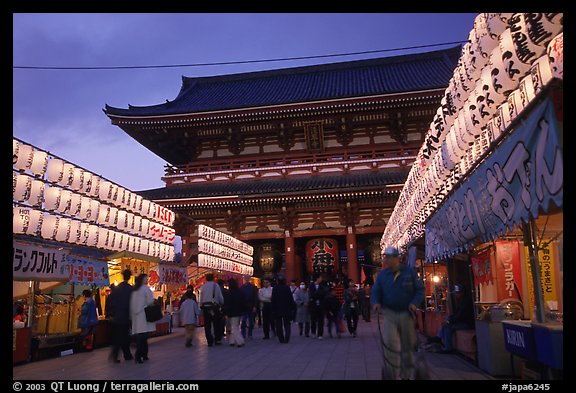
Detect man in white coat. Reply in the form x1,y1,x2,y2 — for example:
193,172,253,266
130,274,156,363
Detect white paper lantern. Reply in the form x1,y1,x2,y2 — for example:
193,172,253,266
109,207,119,228
30,150,49,177
13,140,19,166
478,65,506,118
460,41,481,85
61,163,75,188
86,224,99,247
134,238,142,254
132,194,141,213
489,44,516,97
473,13,499,61
117,210,128,230
68,219,82,244
547,32,563,79
90,175,101,197
108,231,118,250
78,222,90,245
110,184,120,206
55,217,71,242
141,199,151,217
140,218,150,237
133,215,142,235
141,239,149,256
124,192,133,212
68,192,81,216
78,196,92,220
88,199,101,222
485,13,513,40
14,143,33,171
441,89,457,122
97,227,109,249
41,214,59,240
13,174,32,202
70,167,84,191
117,187,127,209
57,189,73,215
13,206,29,234
530,55,554,96
28,180,45,207
523,13,563,48
518,75,536,109
13,207,43,236
98,204,110,227
506,89,522,123
46,158,65,183
43,186,61,211
457,110,476,145
79,171,92,195
499,28,534,83
126,212,135,232
99,181,113,202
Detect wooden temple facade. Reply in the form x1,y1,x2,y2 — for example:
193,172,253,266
104,46,460,283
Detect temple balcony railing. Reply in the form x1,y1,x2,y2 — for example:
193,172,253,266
162,146,417,186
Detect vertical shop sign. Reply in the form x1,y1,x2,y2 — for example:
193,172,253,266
525,241,558,310
495,240,523,301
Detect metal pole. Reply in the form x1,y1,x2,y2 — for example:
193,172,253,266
523,219,546,323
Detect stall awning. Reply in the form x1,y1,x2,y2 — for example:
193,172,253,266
425,98,563,262
107,250,160,264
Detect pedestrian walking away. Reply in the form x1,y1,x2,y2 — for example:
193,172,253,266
258,279,275,339
78,289,99,352
240,276,258,340
271,276,297,343
179,290,201,347
199,274,225,347
372,246,425,380
129,274,157,363
224,278,247,347
106,269,134,362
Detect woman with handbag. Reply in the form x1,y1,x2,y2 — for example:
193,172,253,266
130,274,156,363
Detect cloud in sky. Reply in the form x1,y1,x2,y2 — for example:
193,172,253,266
13,13,477,191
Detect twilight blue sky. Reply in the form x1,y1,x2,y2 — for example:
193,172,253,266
13,13,477,191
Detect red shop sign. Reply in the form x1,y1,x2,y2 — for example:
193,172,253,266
495,240,523,302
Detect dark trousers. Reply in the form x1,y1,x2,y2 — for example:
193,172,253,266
310,307,325,337
110,323,132,360
275,316,292,343
346,308,359,334
298,322,310,336
203,308,223,345
241,311,256,338
261,302,275,338
362,298,371,321
134,333,149,361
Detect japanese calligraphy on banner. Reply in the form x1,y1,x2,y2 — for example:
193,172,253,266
495,241,523,302
67,256,110,286
305,238,339,275
198,224,253,256
525,241,559,311
13,241,69,281
198,254,254,276
425,99,562,261
471,248,494,286
149,265,187,285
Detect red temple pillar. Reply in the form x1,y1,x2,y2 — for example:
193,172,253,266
346,227,359,283
284,231,297,281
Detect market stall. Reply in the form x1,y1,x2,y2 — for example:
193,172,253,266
13,137,177,362
380,13,563,379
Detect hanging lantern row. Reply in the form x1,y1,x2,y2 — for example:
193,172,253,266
198,238,253,266
198,224,254,256
198,253,254,276
12,171,176,245
381,14,563,253
13,206,175,261
12,139,175,227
